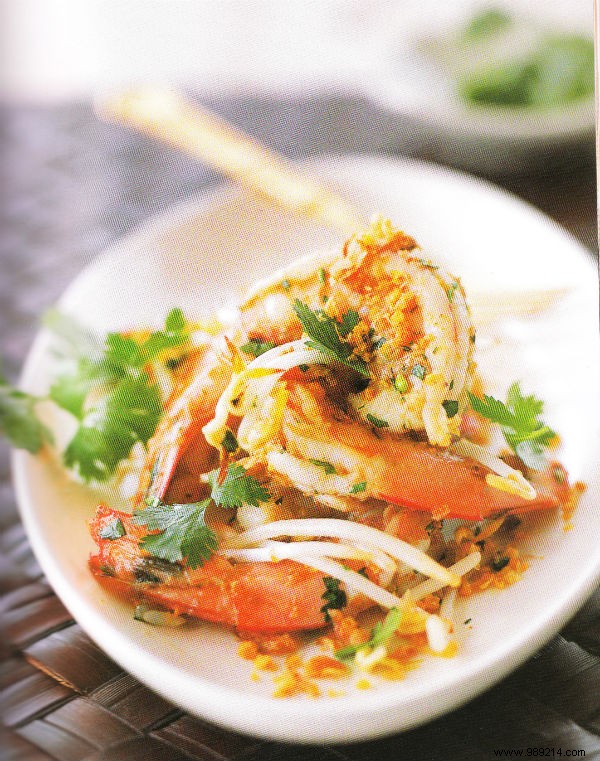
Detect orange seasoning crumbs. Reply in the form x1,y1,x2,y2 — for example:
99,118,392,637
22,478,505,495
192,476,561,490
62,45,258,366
238,641,259,661
305,656,350,680
272,665,320,699
246,632,300,655
253,655,279,672
459,546,528,597
417,594,441,614
329,610,369,651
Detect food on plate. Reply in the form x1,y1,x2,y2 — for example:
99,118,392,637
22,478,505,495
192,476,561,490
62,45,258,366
423,7,594,109
1,217,583,696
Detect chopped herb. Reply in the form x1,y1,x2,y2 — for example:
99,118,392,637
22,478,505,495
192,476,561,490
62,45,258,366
0,377,53,453
442,400,459,418
99,563,116,577
281,279,291,291
321,577,347,622
98,518,126,540
372,336,386,350
425,521,435,534
308,458,337,475
298,364,309,372
366,413,389,429
449,379,454,391
240,339,276,358
411,364,426,380
350,481,367,494
446,282,458,302
468,382,556,470
133,497,218,569
208,463,270,508
464,618,472,625
293,300,369,377
491,554,510,572
336,607,403,660
392,374,408,394
165,357,183,371
221,429,238,453
417,259,439,270
318,267,327,285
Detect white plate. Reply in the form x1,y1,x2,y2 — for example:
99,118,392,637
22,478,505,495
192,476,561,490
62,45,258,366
13,155,600,743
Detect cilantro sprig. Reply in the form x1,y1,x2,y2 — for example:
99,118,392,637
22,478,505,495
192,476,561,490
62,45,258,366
0,377,53,453
336,607,403,660
208,463,271,508
293,300,369,377
133,497,218,569
48,308,190,482
132,462,270,569
468,382,556,470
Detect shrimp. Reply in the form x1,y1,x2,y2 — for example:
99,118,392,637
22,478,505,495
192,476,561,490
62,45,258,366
136,340,232,504
264,380,569,521
200,216,568,520
236,216,475,448
90,505,330,632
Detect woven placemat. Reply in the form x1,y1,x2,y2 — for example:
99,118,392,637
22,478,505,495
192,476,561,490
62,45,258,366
1,100,599,761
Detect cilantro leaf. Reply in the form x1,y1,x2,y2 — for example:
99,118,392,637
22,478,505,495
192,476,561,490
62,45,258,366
321,577,347,622
336,607,403,660
309,458,337,475
50,356,117,418
46,309,191,482
293,300,369,377
240,339,276,358
165,307,186,333
133,497,217,569
63,375,161,481
0,377,53,453
468,382,556,470
221,429,239,453
442,400,459,418
350,481,367,494
99,518,126,540
208,463,271,508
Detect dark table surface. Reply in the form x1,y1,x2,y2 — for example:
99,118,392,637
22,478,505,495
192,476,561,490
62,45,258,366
1,97,599,761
